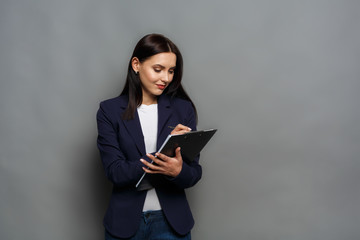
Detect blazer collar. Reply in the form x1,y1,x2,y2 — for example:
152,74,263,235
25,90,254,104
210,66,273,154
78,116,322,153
121,108,146,156
157,95,173,149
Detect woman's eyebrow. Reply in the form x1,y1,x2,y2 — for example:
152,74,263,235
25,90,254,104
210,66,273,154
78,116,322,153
153,64,176,69
153,64,165,68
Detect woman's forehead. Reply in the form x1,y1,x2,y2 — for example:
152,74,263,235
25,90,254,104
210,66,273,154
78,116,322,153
144,52,176,67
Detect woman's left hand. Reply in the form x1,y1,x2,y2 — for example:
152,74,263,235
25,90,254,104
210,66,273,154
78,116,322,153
140,147,183,178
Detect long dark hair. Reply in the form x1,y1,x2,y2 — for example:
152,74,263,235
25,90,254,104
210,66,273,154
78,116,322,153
120,33,197,121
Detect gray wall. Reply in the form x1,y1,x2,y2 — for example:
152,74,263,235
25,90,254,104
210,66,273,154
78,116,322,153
1,1,359,239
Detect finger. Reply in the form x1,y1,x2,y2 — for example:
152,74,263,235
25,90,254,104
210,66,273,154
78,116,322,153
146,153,166,166
175,129,190,135
143,167,163,175
143,167,156,174
140,159,162,171
145,153,157,161
175,147,182,159
155,152,171,162
173,124,191,132
140,158,152,168
175,123,186,129
149,155,166,166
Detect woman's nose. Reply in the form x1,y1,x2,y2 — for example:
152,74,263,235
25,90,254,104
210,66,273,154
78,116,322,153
161,72,170,82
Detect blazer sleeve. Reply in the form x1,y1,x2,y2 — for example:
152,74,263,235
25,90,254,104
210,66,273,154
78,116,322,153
96,102,150,188
165,102,202,189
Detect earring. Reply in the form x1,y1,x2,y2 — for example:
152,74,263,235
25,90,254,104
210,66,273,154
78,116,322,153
135,71,138,75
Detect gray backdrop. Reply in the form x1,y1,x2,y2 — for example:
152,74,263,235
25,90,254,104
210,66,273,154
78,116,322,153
1,1,359,239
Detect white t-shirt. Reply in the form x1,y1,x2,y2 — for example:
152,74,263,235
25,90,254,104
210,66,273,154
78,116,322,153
137,104,161,211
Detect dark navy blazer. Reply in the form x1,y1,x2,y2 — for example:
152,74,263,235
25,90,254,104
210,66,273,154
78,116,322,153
96,94,202,238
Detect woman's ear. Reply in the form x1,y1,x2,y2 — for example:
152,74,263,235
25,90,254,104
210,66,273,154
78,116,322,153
131,57,140,74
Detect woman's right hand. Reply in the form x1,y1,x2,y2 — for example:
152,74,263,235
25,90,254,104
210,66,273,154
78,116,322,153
171,124,191,135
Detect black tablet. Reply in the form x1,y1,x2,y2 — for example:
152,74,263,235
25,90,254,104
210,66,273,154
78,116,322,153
159,129,217,163
136,129,217,189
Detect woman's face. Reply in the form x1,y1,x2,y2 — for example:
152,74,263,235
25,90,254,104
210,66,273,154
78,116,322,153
132,52,176,105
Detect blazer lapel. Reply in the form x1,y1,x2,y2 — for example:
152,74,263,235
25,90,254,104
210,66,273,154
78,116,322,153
120,100,146,156
157,95,173,149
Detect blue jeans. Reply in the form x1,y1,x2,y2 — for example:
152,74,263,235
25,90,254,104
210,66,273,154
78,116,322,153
105,210,191,240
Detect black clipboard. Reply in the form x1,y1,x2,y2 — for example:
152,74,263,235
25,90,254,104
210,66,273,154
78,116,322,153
136,129,217,189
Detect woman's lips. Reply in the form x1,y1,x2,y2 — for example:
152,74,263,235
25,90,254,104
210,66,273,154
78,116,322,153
156,84,165,90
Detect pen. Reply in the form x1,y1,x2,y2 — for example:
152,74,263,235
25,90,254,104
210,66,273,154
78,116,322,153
168,125,192,131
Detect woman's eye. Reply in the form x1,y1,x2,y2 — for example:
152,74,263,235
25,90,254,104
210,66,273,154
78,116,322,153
169,70,174,74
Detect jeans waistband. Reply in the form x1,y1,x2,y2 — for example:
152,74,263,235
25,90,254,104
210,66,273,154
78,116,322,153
142,210,163,219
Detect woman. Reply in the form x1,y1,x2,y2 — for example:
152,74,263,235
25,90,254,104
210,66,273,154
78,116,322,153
96,33,201,240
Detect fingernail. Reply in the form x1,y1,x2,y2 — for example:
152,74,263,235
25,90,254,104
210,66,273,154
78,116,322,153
140,159,144,162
